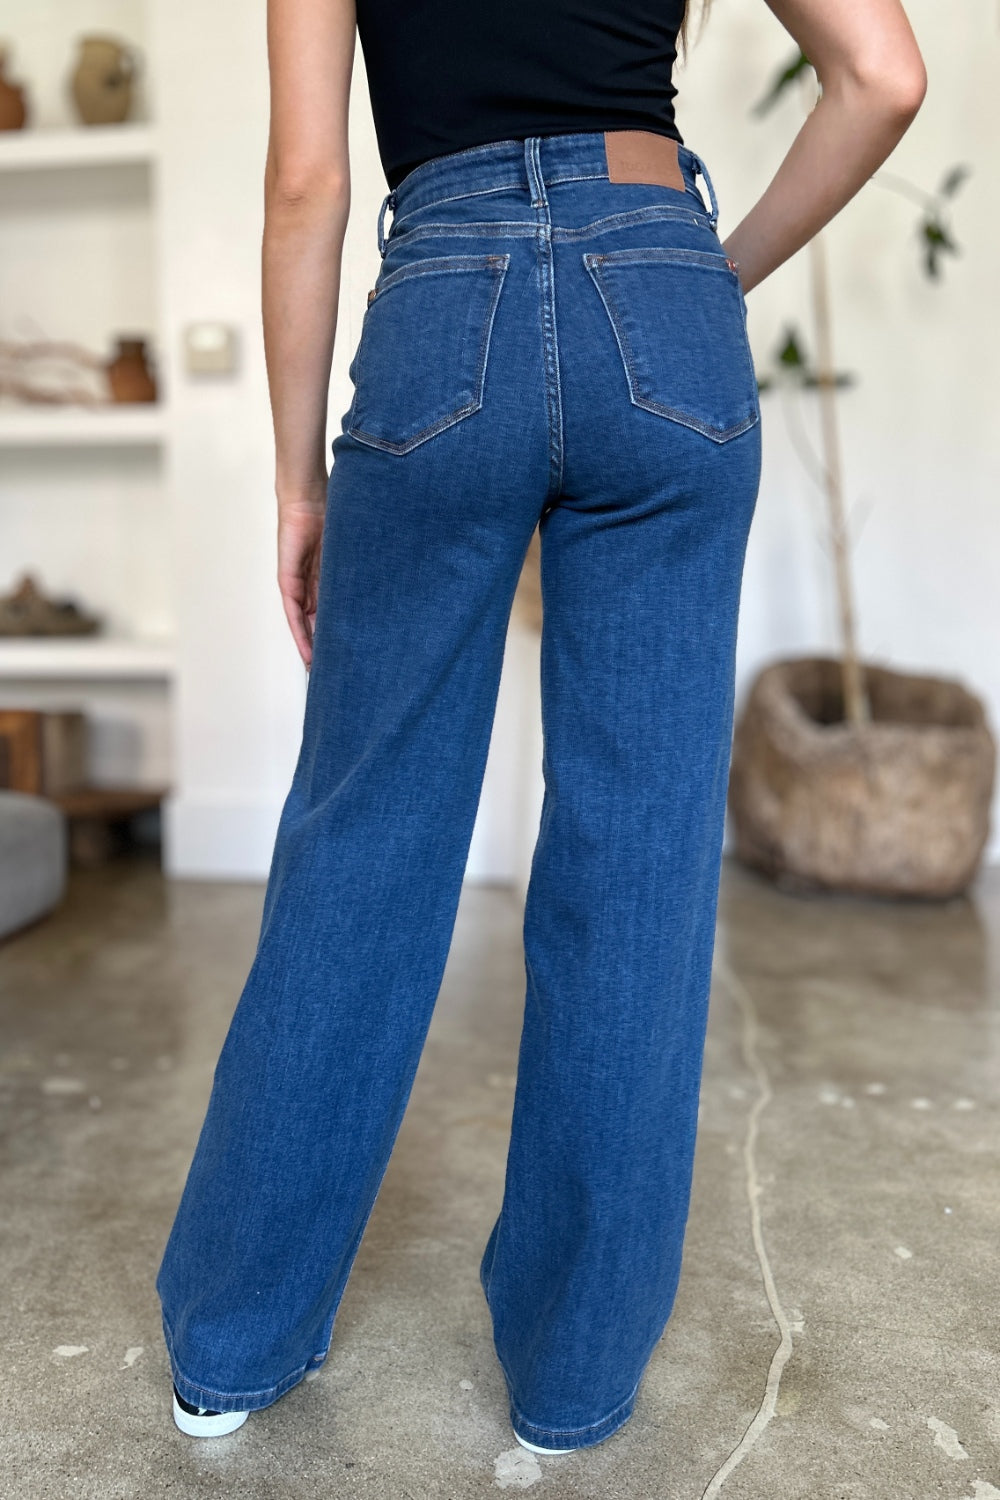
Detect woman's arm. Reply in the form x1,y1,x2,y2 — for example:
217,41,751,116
723,0,927,294
263,0,355,667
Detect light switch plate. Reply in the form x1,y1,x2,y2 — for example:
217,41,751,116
183,322,240,376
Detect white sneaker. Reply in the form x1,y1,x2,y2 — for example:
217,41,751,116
514,1431,573,1455
172,1382,250,1437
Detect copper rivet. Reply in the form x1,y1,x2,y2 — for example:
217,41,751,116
367,289,377,305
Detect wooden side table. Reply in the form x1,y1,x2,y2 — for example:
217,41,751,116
47,784,170,867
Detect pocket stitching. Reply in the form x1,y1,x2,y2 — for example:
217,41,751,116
583,249,759,443
349,253,510,454
373,251,509,299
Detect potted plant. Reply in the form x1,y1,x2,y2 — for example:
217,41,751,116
728,49,996,898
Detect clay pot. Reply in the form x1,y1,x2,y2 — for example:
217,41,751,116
727,656,996,899
0,48,29,131
106,337,157,404
70,35,138,127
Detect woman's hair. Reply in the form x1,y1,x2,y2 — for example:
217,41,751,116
678,0,713,60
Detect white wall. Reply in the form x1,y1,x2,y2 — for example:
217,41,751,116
152,0,534,880
501,0,1000,892
4,0,996,881
508,0,1000,890
149,0,307,875
677,0,1000,865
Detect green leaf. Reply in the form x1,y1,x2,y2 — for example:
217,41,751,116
777,327,807,369
752,50,813,116
763,326,855,389
919,216,961,280
938,163,971,199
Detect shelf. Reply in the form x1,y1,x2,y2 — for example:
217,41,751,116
0,124,158,174
0,406,167,449
0,636,176,681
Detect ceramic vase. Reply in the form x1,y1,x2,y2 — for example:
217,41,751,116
0,47,29,130
106,337,157,404
70,35,138,126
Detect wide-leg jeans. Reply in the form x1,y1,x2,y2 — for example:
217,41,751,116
156,130,763,1452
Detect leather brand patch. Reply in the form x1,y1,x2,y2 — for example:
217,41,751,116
604,130,686,191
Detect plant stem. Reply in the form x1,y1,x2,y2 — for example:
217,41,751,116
807,229,870,724
869,168,936,209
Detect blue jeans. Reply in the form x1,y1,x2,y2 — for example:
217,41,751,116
156,131,762,1451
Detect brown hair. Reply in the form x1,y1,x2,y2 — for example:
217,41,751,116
678,0,713,61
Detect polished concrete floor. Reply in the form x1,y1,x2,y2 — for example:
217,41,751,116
1,850,998,1499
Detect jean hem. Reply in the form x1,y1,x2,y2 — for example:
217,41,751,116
479,1249,640,1449
508,1378,640,1450
162,1312,327,1413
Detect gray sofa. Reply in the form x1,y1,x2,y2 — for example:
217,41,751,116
0,791,67,941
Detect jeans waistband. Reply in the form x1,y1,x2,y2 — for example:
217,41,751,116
376,131,720,254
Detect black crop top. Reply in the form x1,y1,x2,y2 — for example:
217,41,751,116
354,0,688,191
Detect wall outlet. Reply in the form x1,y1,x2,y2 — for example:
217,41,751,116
182,322,240,376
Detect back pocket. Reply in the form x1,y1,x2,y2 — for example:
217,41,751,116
582,246,759,443
347,252,510,454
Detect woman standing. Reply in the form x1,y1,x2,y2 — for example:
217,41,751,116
157,0,926,1454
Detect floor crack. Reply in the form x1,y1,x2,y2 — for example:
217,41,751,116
699,954,795,1499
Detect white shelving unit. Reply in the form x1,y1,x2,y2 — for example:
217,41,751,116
0,3,173,798
0,404,167,448
0,122,158,172
0,635,175,681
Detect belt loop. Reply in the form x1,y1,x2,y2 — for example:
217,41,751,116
377,188,397,256
687,151,719,230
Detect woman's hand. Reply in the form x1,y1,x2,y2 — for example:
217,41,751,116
277,488,327,669
723,0,927,294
